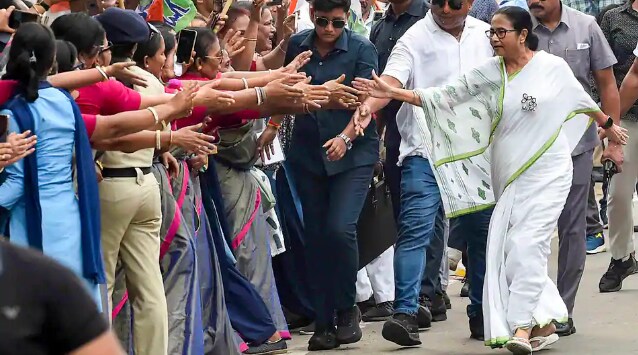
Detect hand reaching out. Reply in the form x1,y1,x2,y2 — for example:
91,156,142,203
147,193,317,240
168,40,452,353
352,70,395,99
168,82,197,118
282,50,312,73
195,81,236,111
105,61,148,88
325,74,362,108
222,29,247,58
0,130,37,169
293,76,330,109
352,104,372,136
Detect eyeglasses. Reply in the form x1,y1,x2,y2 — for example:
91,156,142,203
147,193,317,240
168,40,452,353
485,28,518,39
98,41,113,55
429,0,464,10
205,53,224,62
73,62,85,71
314,16,347,29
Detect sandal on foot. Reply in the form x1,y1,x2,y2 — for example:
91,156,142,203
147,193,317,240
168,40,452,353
530,333,559,352
505,337,533,355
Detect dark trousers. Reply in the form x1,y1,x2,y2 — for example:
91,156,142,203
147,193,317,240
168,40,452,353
384,143,402,221
449,207,492,318
290,163,374,328
201,164,276,344
557,150,592,317
271,166,315,319
420,206,446,300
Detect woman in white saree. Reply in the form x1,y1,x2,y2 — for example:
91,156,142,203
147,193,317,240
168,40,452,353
353,6,628,355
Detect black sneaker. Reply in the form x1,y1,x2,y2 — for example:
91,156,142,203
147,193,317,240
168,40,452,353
460,279,470,298
599,255,637,293
420,294,447,322
416,305,432,330
553,318,576,337
382,313,421,346
362,301,394,322
244,339,287,354
468,313,484,341
336,306,362,344
308,327,339,351
357,296,375,315
443,291,452,310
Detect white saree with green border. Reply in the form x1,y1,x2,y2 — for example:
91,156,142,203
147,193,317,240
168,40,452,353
411,51,599,347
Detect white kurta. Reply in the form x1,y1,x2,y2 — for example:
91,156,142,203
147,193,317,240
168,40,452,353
412,51,599,347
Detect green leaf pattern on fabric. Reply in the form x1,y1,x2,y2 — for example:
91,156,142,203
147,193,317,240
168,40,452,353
472,127,480,143
470,107,482,120
447,119,457,133
477,187,486,200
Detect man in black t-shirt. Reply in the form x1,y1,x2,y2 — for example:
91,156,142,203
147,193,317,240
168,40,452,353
0,240,124,355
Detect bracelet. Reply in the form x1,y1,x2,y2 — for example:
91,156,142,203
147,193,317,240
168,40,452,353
96,66,109,81
169,130,173,146
147,107,160,125
260,86,268,103
602,115,614,129
267,119,280,128
246,38,258,42
255,87,262,105
161,120,167,130
241,77,249,89
155,130,162,150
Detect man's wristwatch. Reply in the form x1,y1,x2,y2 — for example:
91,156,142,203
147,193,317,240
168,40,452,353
337,133,353,150
602,115,614,129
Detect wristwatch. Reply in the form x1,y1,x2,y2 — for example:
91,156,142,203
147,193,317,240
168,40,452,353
602,115,614,129
337,133,353,150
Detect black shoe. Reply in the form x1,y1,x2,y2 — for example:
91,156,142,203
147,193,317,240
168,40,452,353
416,305,432,330
244,339,287,354
336,306,362,344
308,328,339,351
443,291,452,310
599,255,637,293
553,318,576,337
382,313,421,346
357,296,375,315
468,313,484,341
421,294,447,322
460,279,470,298
362,301,394,322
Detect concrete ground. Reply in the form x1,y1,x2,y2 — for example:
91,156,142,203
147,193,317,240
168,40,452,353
288,236,638,354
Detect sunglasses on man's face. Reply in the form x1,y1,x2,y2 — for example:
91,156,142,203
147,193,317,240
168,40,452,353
315,16,347,29
429,0,464,10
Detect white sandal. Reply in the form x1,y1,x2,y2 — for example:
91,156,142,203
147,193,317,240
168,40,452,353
505,337,533,355
530,333,559,352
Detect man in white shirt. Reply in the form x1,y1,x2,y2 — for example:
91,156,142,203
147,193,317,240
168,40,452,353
353,0,494,346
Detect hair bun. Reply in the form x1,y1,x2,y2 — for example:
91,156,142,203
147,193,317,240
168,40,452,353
526,32,539,51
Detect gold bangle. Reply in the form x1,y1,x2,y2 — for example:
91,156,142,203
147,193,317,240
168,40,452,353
95,66,109,81
147,107,159,125
155,130,161,150
169,130,173,146
246,38,258,41
241,78,249,89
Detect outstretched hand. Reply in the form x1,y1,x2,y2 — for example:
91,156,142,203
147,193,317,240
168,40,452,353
352,70,395,99
325,74,361,109
352,104,373,136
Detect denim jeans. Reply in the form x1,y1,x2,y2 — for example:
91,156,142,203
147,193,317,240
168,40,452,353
420,206,447,300
393,156,441,315
449,207,493,318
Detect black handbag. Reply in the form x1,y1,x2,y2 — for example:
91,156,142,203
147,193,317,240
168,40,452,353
356,167,397,269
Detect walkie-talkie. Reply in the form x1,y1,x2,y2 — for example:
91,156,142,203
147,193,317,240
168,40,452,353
603,159,618,180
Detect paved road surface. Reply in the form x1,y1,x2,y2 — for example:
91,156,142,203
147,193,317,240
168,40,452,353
288,236,638,354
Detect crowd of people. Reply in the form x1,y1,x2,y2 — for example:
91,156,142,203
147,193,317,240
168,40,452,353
0,0,636,354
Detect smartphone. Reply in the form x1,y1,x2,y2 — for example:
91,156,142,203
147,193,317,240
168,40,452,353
0,115,8,143
176,29,197,65
373,11,384,22
8,10,40,29
267,0,283,5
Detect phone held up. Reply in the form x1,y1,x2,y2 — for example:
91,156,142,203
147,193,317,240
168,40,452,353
0,114,9,143
176,29,198,65
9,10,40,30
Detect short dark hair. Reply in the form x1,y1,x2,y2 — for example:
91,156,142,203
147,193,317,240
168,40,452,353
493,6,539,51
313,0,351,13
51,13,105,57
132,31,164,68
55,40,78,74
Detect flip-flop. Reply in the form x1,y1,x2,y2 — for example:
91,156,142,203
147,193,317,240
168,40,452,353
530,333,559,352
505,337,533,355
